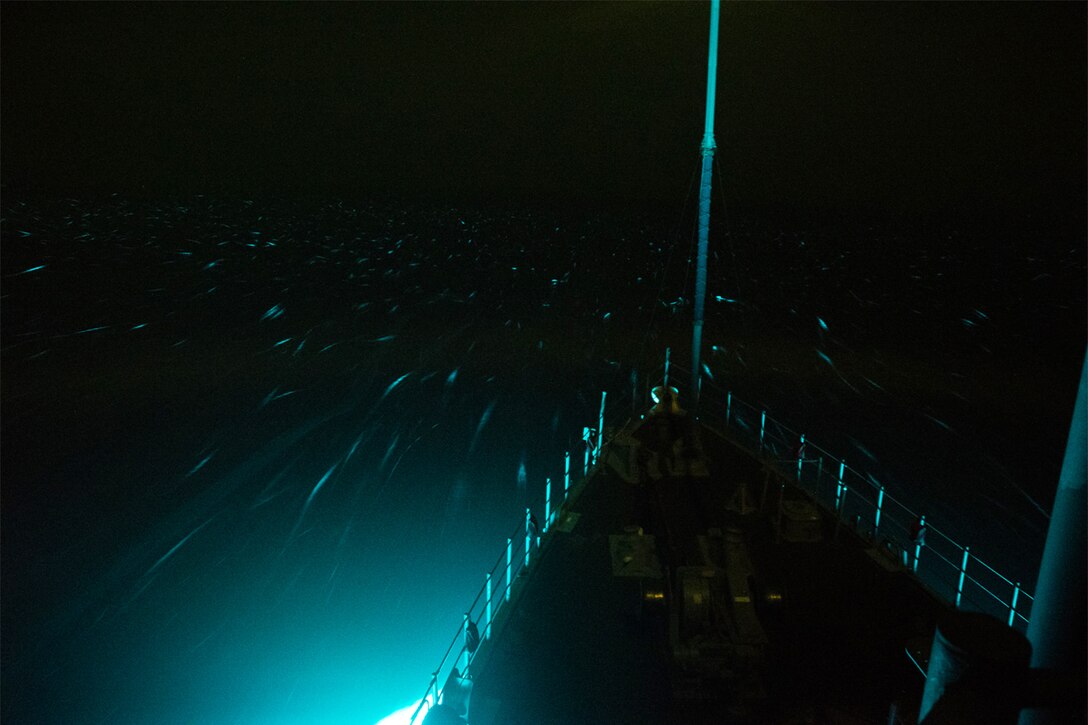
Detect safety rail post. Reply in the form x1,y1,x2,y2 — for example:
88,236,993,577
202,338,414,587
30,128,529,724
525,508,532,568
1008,582,1021,627
664,347,671,388
596,391,607,464
956,546,970,609
759,410,766,453
835,460,846,512
816,456,824,495
461,612,470,671
564,450,570,499
505,538,512,602
913,514,926,573
583,427,591,476
726,391,732,426
796,433,805,481
874,486,885,536
545,477,552,532
485,572,492,639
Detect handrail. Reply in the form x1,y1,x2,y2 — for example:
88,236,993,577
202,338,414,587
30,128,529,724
408,352,1037,722
665,359,1035,633
407,387,635,723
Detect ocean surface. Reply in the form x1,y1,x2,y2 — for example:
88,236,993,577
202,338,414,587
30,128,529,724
2,192,1084,724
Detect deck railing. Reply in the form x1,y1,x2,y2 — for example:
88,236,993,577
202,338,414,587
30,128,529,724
408,352,1035,722
661,359,1034,632
407,386,636,723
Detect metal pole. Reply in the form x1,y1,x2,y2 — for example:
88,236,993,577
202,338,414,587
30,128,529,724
545,477,552,532
462,612,470,671
956,545,970,609
759,410,766,453
1008,582,1021,627
583,427,591,476
913,514,925,573
564,450,570,498
726,391,732,426
525,508,532,569
691,0,721,406
664,347,671,389
796,433,805,481
485,573,492,639
836,460,846,512
874,486,885,536
505,538,512,602
597,391,607,464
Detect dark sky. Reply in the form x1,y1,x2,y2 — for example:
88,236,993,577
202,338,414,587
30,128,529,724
3,1,1085,225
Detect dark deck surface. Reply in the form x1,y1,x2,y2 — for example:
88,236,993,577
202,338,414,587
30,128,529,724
466,419,950,724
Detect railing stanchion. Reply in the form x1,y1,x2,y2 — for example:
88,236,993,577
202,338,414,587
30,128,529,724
956,545,970,609
913,514,926,573
485,572,492,638
759,410,766,453
726,391,732,427
796,433,805,482
664,347,671,389
461,613,470,670
525,508,532,569
505,538,512,602
874,486,885,537
835,460,846,512
1008,582,1021,627
596,391,607,464
564,450,570,499
545,477,552,532
583,427,591,476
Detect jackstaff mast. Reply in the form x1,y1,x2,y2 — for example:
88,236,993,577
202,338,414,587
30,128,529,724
691,0,720,403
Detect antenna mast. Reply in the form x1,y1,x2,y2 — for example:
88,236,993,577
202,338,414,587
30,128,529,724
691,0,720,403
